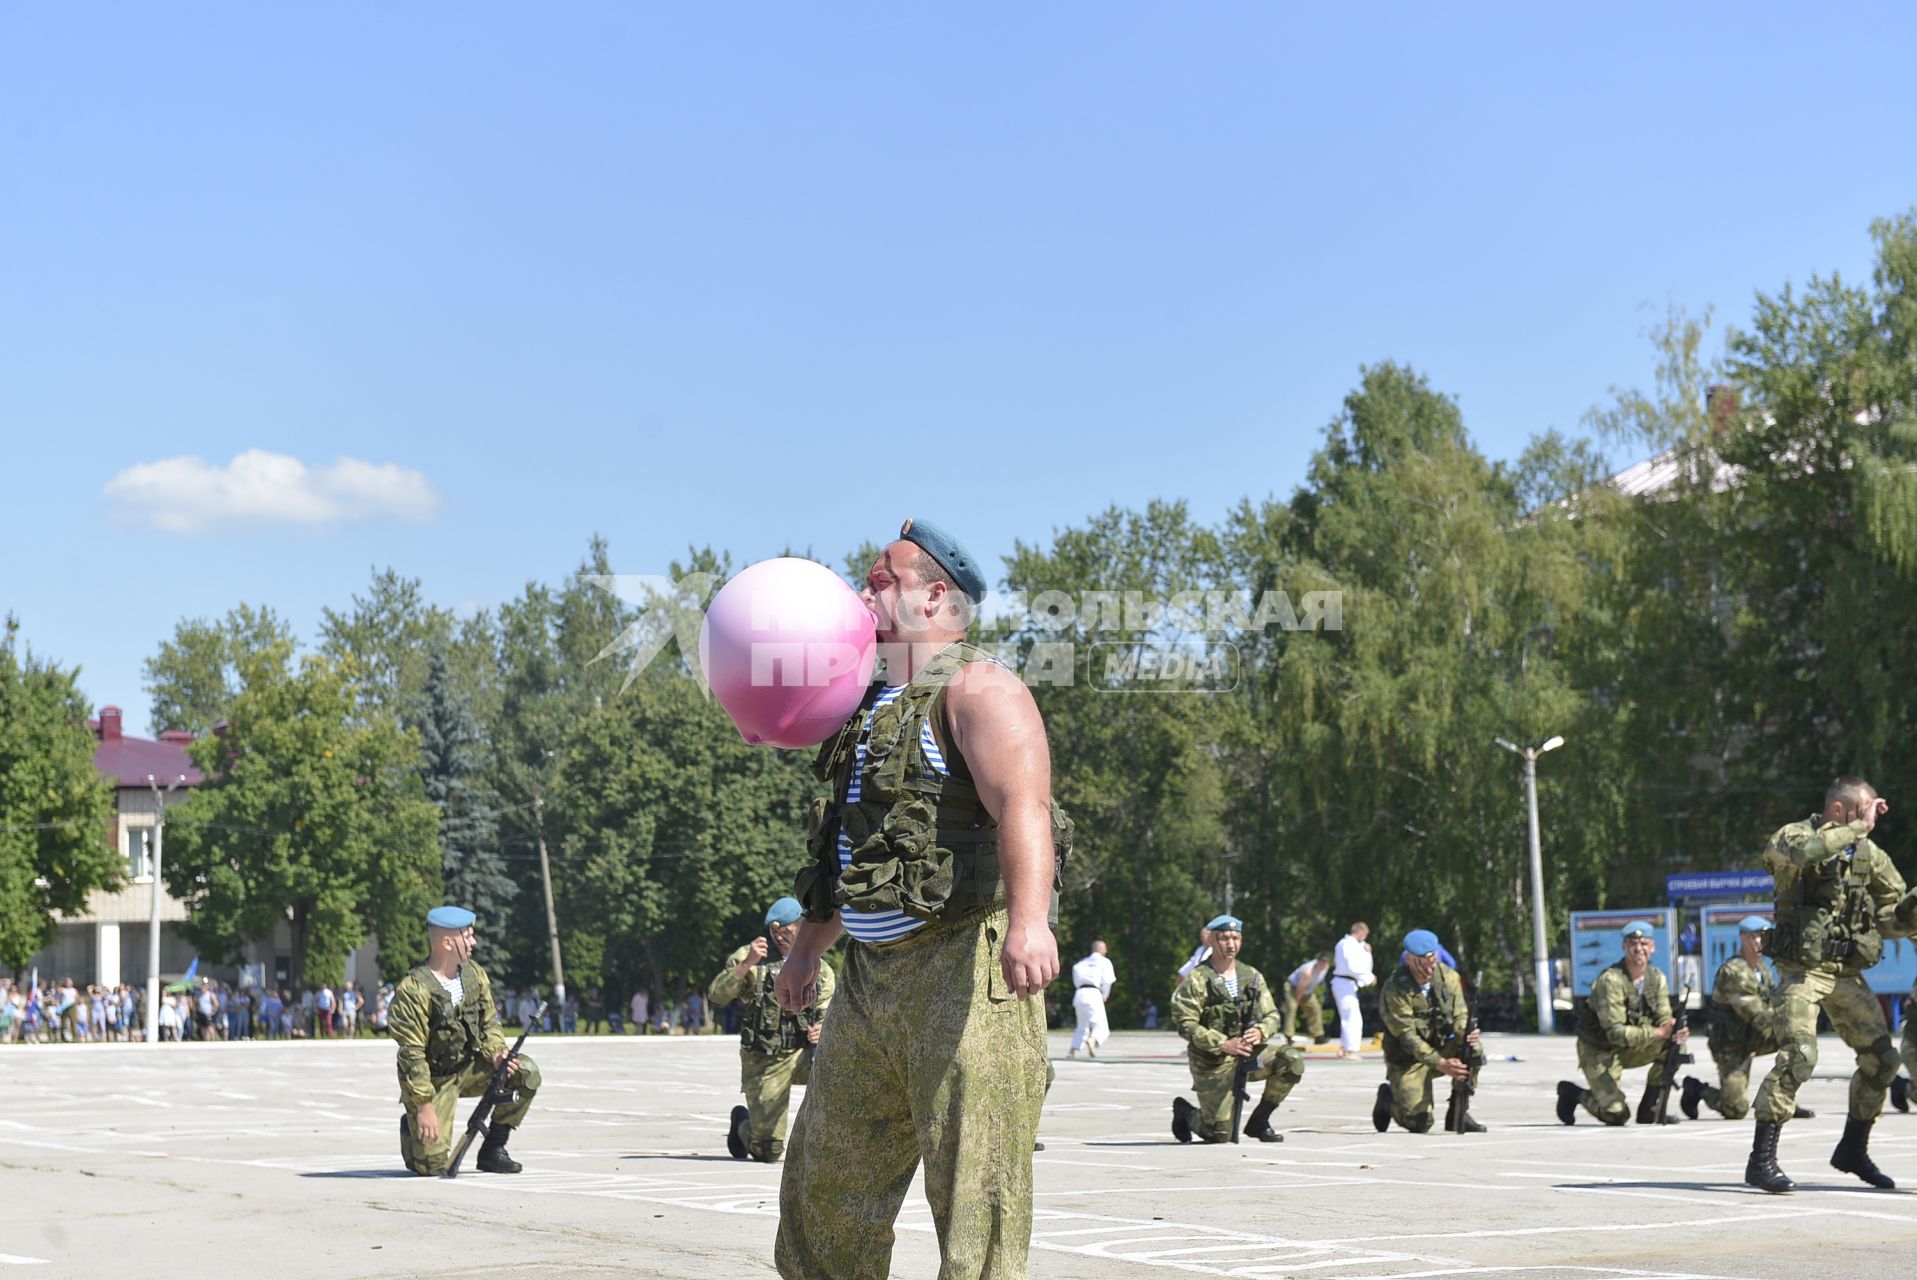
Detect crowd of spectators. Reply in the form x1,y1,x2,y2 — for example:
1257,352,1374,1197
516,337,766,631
2,976,765,1042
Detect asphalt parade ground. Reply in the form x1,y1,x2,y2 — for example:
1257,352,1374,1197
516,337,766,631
6,1031,1917,1278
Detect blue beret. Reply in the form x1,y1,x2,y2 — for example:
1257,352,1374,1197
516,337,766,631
1738,915,1773,933
1403,929,1441,957
899,517,987,602
765,897,803,926
1206,914,1242,932
427,905,475,929
1621,920,1656,940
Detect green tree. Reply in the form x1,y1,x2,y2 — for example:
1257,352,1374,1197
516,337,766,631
162,651,441,986
319,568,456,723
142,604,295,736
418,645,516,923
0,618,121,969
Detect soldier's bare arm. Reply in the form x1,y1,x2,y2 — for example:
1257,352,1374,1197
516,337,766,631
947,661,1059,999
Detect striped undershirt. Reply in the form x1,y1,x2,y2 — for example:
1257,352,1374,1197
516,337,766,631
1221,973,1239,998
838,685,950,944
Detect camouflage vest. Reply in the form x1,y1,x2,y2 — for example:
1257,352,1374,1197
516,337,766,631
1770,820,1885,973
739,955,813,1055
409,962,492,1078
797,641,1073,925
1189,962,1265,1042
1575,962,1663,1051
1707,956,1773,1057
1381,967,1465,1067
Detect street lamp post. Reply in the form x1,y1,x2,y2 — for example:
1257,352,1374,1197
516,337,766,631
144,773,186,1044
1495,735,1564,1035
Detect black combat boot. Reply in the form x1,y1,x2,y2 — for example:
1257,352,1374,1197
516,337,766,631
1171,1096,1195,1144
1744,1120,1793,1194
1636,1083,1677,1125
1243,1100,1284,1143
726,1105,750,1160
1555,1080,1584,1126
1830,1116,1896,1188
1372,1083,1392,1133
1444,1091,1486,1133
1680,1076,1707,1121
1892,1075,1910,1114
475,1121,522,1174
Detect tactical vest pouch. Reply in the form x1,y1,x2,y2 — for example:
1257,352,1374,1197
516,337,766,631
795,797,841,924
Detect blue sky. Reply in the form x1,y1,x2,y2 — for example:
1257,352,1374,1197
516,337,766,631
4,3,1913,733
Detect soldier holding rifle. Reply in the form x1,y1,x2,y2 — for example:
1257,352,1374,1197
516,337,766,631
1169,914,1303,1144
390,905,541,1176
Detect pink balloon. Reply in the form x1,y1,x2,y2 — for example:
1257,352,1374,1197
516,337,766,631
699,557,878,749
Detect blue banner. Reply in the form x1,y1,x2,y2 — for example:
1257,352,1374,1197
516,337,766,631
1570,908,1677,997
1667,870,1775,898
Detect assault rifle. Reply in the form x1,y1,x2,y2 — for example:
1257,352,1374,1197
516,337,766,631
1229,987,1259,1145
444,1001,544,1179
1648,985,1694,1126
1444,987,1486,1134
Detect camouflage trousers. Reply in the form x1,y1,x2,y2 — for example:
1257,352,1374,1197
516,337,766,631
399,1054,541,1175
1187,1043,1305,1142
741,1045,813,1163
1575,1039,1666,1125
1385,1058,1480,1133
1754,967,1897,1123
1698,1034,1776,1120
1902,1005,1917,1082
1280,988,1324,1041
775,906,1047,1280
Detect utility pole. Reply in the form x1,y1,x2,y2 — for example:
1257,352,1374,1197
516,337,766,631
534,788,566,1008
144,773,185,1044
1495,735,1564,1035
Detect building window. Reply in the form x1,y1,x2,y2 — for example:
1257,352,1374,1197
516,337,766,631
125,825,153,879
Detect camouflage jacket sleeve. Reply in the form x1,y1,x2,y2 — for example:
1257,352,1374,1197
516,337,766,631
1379,974,1443,1068
389,976,437,1110
1170,973,1221,1053
1715,961,1772,1037
1591,969,1657,1052
812,956,837,1015
1650,970,1674,1027
1866,843,1911,935
474,965,507,1062
1249,971,1281,1044
709,944,755,1008
1765,819,1874,880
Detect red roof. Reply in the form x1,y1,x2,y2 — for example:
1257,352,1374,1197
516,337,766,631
89,706,204,790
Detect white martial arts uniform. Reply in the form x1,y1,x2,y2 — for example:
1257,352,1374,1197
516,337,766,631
1069,952,1116,1054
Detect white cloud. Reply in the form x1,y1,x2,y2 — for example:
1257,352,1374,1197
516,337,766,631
103,450,440,533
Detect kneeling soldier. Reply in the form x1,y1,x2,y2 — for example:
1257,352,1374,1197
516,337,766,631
1170,914,1305,1144
1557,920,1686,1126
709,896,834,1162
391,905,539,1175
1682,916,1811,1122
1373,929,1483,1134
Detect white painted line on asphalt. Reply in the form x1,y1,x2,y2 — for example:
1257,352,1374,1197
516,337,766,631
0,1254,48,1265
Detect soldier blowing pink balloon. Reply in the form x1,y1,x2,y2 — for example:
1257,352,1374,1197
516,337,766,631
699,557,878,749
